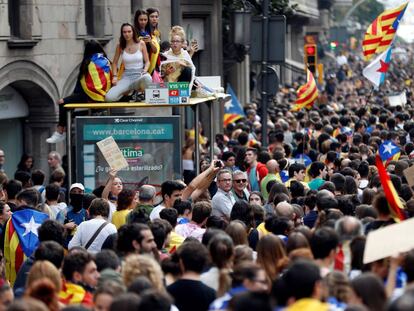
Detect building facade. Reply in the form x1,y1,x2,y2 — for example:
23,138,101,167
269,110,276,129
0,0,222,178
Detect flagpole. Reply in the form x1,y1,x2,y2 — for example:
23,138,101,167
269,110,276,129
364,85,375,109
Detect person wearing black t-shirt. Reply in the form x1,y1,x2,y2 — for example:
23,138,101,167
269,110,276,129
167,241,216,311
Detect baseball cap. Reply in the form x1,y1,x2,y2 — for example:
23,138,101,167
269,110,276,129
70,183,85,192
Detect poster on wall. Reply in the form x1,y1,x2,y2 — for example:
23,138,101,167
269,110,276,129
75,116,182,193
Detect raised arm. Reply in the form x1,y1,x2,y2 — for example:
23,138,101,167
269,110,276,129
182,160,221,200
102,169,117,201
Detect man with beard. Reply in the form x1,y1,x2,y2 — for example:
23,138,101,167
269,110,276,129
59,250,99,307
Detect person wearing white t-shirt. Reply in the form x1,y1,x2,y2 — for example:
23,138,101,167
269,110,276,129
45,183,67,220
69,198,117,254
150,180,185,221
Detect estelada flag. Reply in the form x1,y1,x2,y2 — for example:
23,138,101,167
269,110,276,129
224,84,245,126
80,53,112,102
362,2,408,61
375,154,405,222
379,140,400,166
291,69,318,112
4,209,48,285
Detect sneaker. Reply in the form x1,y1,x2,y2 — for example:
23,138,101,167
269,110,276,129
46,131,66,143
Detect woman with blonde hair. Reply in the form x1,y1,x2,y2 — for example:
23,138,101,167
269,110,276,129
25,261,62,311
323,271,351,308
161,26,195,89
26,261,61,293
122,254,165,292
256,234,289,287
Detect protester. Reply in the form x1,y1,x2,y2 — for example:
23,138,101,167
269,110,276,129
46,40,111,143
105,22,151,102
5,10,414,311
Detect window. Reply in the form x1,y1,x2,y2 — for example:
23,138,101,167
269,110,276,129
8,0,38,48
85,0,105,38
85,0,95,36
9,0,21,38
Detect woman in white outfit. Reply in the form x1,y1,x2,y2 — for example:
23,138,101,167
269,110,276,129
106,23,152,102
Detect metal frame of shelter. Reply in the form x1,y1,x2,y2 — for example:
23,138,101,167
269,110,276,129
64,96,226,186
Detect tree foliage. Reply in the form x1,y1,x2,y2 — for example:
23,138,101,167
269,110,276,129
353,0,385,26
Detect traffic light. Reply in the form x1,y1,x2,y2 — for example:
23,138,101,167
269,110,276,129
330,41,338,51
304,44,317,75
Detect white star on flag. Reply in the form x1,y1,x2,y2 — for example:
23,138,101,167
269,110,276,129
224,100,233,110
383,142,396,154
21,216,41,237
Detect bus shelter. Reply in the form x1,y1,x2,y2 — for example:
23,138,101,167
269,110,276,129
64,96,226,187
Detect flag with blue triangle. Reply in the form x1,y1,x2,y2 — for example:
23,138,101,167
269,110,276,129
363,46,393,87
224,84,245,126
379,140,400,165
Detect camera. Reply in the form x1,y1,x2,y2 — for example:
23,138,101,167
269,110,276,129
215,161,222,168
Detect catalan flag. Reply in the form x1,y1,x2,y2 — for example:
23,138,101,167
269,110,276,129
362,2,408,61
4,209,48,285
379,140,400,166
59,281,94,307
375,154,405,222
224,84,245,126
80,53,112,102
291,69,318,112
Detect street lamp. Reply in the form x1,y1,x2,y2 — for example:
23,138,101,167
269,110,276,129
231,10,252,47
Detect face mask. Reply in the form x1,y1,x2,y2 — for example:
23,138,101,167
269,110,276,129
70,193,84,212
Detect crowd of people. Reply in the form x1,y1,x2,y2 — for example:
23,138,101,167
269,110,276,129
2,5,414,311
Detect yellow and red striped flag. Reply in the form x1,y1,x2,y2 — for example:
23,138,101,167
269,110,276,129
59,281,94,307
4,209,48,285
363,2,408,61
375,154,405,222
80,53,112,102
291,69,318,112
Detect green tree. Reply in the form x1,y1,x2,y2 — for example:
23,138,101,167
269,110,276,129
353,0,385,26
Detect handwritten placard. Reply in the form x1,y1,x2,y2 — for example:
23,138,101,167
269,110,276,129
96,136,128,171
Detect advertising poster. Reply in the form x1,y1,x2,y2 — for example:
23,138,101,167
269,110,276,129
75,116,181,193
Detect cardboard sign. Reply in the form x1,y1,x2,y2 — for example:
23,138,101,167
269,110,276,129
403,165,414,188
363,217,414,264
96,136,128,171
388,92,407,107
145,83,169,104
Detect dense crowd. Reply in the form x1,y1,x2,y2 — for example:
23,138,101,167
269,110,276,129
2,6,414,311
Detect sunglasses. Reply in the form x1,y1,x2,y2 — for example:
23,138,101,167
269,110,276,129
234,179,247,183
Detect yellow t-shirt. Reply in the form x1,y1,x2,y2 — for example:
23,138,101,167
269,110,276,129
286,298,329,311
111,209,131,229
167,231,185,252
257,222,270,239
